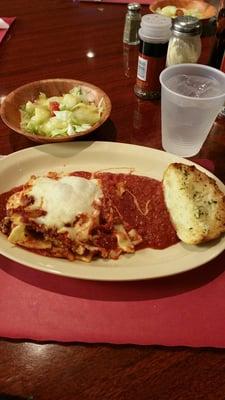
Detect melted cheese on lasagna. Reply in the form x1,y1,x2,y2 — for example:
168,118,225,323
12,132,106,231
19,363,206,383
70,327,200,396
7,175,102,229
0,170,179,262
6,175,104,258
2,172,142,261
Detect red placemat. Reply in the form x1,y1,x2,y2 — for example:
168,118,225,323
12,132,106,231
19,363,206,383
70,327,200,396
1,158,225,348
0,252,225,347
0,17,16,43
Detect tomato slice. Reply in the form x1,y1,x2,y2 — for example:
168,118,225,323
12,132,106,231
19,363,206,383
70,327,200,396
49,101,60,115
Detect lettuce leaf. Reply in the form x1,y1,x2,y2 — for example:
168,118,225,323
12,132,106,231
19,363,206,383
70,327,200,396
20,85,104,137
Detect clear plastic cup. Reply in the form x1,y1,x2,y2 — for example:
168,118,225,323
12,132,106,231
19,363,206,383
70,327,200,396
159,64,225,157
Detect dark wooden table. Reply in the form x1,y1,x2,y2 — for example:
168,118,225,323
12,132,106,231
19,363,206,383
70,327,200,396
1,1,225,399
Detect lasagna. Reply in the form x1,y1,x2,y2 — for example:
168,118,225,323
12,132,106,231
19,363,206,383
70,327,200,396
0,170,178,262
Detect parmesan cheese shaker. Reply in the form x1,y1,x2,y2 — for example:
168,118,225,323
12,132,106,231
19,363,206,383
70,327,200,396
166,16,202,66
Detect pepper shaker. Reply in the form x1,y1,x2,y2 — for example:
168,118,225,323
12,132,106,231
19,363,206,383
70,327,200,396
123,3,141,45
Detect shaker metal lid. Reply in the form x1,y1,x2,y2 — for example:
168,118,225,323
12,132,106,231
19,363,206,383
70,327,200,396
172,16,202,36
128,2,141,11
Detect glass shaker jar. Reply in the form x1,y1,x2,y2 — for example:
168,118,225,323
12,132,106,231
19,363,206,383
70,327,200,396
134,14,171,99
166,16,202,66
123,3,141,45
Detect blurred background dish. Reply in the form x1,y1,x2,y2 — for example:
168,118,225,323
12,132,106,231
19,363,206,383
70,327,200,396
149,0,217,20
0,79,112,143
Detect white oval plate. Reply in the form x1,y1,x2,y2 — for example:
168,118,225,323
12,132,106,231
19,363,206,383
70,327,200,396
0,141,225,281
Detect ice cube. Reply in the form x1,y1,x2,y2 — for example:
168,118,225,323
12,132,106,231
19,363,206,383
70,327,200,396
167,74,222,98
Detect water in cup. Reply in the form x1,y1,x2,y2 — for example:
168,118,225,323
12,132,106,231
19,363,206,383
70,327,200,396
167,74,222,98
160,64,225,157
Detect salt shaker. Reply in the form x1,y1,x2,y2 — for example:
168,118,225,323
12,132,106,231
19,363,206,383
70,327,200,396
166,16,202,66
123,3,141,45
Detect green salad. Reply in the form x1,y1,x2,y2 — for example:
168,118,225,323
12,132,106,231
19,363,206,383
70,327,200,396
20,86,104,137
155,6,202,19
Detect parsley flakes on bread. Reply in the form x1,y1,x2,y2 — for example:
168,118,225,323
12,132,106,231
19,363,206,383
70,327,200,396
163,163,225,245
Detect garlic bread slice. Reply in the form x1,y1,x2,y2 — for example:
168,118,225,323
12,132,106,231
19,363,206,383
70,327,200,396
163,163,225,244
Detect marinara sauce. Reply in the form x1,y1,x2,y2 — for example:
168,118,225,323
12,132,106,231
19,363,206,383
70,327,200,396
95,172,178,249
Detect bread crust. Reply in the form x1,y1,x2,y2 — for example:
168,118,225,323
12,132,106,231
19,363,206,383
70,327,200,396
162,163,225,244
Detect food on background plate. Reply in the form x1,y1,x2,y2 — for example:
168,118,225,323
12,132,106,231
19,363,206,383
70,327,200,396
20,86,104,138
0,163,224,263
155,5,202,18
163,163,225,244
0,170,178,262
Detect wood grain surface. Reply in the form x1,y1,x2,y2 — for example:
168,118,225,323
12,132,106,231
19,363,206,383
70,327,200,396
0,1,225,399
1,340,225,400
